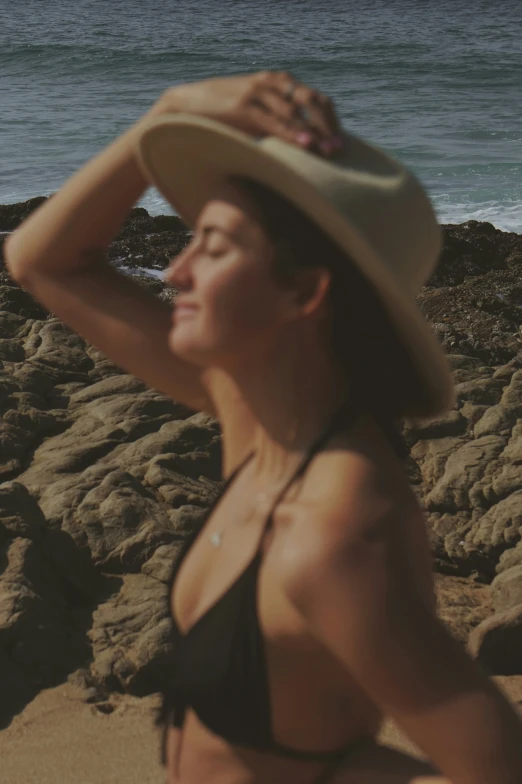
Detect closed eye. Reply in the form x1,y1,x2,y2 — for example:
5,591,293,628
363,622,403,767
200,225,237,257
204,236,230,258
206,247,228,258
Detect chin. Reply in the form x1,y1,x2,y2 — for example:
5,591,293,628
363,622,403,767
168,326,219,368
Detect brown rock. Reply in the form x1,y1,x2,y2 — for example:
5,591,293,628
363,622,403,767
425,435,506,511
468,603,522,675
491,565,522,612
3,208,522,717
88,573,172,695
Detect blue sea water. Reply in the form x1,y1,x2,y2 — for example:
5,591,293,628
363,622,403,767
1,0,522,231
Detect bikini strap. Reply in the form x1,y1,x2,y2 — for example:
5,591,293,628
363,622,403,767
260,393,356,533
225,449,256,486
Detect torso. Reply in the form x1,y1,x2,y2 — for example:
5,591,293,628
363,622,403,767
164,409,437,784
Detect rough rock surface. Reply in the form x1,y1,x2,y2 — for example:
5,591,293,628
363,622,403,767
1,198,522,727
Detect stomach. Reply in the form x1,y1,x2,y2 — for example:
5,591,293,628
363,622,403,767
163,709,440,783
163,709,366,784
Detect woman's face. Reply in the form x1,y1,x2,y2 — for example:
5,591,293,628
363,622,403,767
164,180,299,369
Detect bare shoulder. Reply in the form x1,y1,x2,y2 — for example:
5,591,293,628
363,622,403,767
276,412,436,613
284,412,420,545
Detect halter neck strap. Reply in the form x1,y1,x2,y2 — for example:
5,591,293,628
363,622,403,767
254,392,356,524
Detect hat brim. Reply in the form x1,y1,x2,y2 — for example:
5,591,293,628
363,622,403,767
134,113,454,419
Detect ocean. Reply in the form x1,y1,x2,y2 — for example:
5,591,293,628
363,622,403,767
2,0,522,231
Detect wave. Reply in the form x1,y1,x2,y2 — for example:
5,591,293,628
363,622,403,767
433,199,522,233
133,190,522,234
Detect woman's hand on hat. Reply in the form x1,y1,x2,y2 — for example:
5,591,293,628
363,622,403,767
155,71,343,157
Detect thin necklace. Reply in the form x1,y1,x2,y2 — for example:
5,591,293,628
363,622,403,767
209,489,268,548
207,460,301,549
207,396,351,548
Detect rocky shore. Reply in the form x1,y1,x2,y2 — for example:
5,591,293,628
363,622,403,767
1,197,522,730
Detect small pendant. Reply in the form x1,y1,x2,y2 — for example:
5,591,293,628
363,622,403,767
209,531,222,548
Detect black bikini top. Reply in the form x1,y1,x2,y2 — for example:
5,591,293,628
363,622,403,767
158,396,406,768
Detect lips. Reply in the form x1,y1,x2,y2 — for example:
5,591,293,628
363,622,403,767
173,300,198,320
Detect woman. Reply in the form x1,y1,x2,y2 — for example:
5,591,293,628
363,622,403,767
6,71,522,784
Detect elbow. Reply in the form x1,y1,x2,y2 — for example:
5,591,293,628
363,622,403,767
3,232,30,285
2,233,49,290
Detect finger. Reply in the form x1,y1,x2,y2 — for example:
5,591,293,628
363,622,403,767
255,69,297,92
245,70,305,131
255,88,317,136
259,75,344,156
247,69,298,104
291,84,339,139
268,77,343,156
312,91,342,137
243,103,315,148
259,75,328,137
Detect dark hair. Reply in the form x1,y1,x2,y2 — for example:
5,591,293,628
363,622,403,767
229,175,424,438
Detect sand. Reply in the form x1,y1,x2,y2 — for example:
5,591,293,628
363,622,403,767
0,684,164,784
1,676,521,783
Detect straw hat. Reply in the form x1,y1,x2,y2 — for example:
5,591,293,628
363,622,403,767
134,113,454,418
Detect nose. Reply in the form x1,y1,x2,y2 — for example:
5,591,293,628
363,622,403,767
164,241,195,290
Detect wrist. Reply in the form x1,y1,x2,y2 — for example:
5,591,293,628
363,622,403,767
147,88,183,119
128,89,183,156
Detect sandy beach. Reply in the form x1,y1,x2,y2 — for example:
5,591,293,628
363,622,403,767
0,683,165,784
1,676,521,784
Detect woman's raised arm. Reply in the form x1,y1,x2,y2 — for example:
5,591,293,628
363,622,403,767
3,90,215,412
4,72,341,413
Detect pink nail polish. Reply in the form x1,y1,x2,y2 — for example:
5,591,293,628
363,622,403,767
296,131,313,146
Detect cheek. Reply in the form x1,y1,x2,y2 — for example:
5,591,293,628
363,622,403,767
168,262,285,363
210,266,283,337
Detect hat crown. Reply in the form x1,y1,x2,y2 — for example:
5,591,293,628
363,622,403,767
260,133,442,296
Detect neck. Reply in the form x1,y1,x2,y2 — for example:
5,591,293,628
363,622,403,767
204,328,351,486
